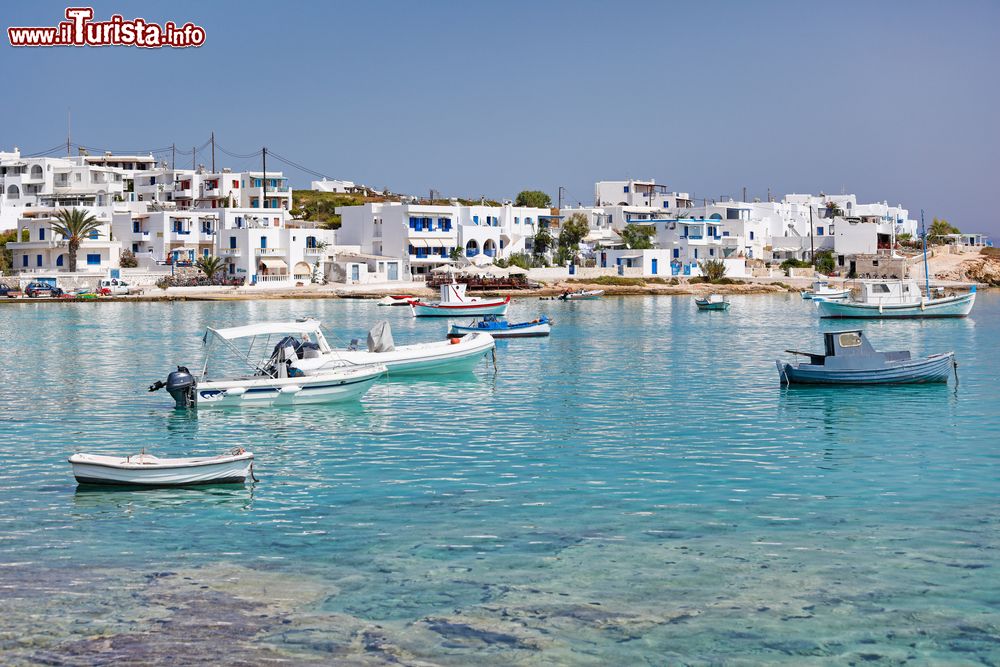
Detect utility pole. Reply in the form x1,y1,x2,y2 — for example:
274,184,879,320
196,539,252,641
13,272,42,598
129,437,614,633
809,205,815,266
192,146,195,171
66,109,71,156
742,186,747,203
262,147,267,210
171,143,175,170
211,131,215,172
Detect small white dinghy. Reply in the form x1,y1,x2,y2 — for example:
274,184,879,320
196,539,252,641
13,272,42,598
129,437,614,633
69,449,255,487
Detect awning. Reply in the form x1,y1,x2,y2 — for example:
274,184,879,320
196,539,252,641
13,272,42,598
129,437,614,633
207,319,322,341
618,253,643,260
259,258,288,270
411,239,428,248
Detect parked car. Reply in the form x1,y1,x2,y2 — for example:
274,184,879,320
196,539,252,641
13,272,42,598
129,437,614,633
0,284,23,298
25,282,63,298
98,278,131,295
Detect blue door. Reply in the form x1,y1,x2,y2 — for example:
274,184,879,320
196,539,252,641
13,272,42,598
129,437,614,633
651,258,658,275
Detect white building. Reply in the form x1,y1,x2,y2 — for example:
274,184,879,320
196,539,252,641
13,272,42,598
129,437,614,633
8,206,121,274
338,201,551,277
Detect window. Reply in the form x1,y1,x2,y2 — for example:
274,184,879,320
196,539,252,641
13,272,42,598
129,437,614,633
232,180,239,188
694,249,699,259
873,283,890,293
38,228,45,241
133,220,140,233
623,186,630,193
839,332,862,348
86,254,101,266
816,226,824,236
473,215,479,225
260,237,267,249
709,249,715,256
673,249,679,258
132,243,139,253
229,236,237,249
36,254,42,267
57,255,64,266
21,255,27,267
89,230,99,240
749,231,755,240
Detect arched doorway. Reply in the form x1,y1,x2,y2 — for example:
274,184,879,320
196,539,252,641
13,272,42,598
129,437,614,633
483,239,497,258
465,239,479,257
6,185,19,199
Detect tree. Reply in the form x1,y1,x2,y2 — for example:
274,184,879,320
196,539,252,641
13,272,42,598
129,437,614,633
532,226,553,255
195,255,225,282
617,224,655,250
813,250,835,274
119,249,138,268
698,259,727,281
928,218,959,244
824,201,844,218
515,190,552,208
558,213,590,253
0,229,16,275
50,208,103,273
449,247,462,262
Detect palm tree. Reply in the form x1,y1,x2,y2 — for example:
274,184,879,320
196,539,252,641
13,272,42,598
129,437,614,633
50,208,103,272
195,255,225,282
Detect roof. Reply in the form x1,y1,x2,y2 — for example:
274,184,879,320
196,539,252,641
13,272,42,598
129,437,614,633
207,319,322,341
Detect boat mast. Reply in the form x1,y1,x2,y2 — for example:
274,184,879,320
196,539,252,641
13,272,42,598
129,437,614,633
920,209,930,297
808,205,815,267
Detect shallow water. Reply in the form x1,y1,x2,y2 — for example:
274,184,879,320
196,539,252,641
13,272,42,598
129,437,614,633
0,294,997,664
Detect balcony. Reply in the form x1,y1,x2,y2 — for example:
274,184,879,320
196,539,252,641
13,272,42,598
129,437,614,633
254,247,286,256
174,188,193,198
220,248,242,257
304,247,326,256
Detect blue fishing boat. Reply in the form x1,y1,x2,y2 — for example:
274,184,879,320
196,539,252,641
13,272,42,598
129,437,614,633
695,294,731,311
447,314,551,339
776,330,956,385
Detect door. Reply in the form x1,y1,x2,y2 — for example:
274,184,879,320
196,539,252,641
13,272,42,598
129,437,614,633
387,262,399,281
351,265,360,281
651,258,658,275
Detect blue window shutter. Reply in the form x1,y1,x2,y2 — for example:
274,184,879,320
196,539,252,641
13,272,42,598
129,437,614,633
39,228,45,241
86,254,101,265
57,254,64,266
36,254,42,266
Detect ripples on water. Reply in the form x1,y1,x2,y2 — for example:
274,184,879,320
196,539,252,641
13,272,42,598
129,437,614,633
0,294,997,663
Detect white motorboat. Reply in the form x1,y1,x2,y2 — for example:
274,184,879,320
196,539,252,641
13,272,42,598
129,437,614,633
817,280,976,318
69,449,254,487
410,281,510,317
559,289,604,301
802,280,851,300
149,320,386,408
329,321,495,375
377,294,416,306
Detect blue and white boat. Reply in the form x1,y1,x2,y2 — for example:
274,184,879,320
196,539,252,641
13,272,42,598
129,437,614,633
447,314,552,339
777,330,956,385
410,281,510,317
816,280,976,318
802,280,851,300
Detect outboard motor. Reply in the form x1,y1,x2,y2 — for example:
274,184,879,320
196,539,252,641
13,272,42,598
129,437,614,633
149,366,196,408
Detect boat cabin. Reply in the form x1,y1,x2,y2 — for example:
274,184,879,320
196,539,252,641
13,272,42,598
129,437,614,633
858,280,923,305
440,281,470,303
786,330,911,370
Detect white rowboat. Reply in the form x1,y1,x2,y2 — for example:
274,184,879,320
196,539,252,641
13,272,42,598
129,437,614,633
69,450,254,487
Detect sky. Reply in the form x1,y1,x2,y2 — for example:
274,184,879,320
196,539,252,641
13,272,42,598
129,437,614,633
2,1,998,234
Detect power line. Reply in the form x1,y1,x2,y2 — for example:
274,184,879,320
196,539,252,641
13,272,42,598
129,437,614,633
267,149,333,181
215,143,262,160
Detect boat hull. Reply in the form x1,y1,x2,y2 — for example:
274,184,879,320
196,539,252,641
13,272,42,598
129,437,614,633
70,453,253,487
817,292,975,318
777,353,955,385
805,289,851,301
333,334,495,375
448,322,551,338
695,301,730,311
191,367,384,408
560,290,604,301
411,298,510,317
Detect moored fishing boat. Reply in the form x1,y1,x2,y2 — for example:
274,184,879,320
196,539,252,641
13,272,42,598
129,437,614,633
559,289,604,301
148,320,386,408
776,330,956,385
695,294,731,311
410,280,510,317
816,280,976,318
447,314,552,339
69,449,255,487
802,280,851,300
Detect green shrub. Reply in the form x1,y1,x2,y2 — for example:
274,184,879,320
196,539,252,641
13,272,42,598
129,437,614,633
567,275,645,286
688,276,707,284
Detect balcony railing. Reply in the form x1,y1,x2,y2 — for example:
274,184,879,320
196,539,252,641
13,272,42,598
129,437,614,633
254,247,286,256
221,248,242,257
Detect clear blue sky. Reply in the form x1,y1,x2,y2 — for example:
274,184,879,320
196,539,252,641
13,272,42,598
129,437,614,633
3,1,998,233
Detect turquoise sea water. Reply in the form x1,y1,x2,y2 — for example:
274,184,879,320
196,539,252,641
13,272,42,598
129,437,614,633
0,294,997,664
